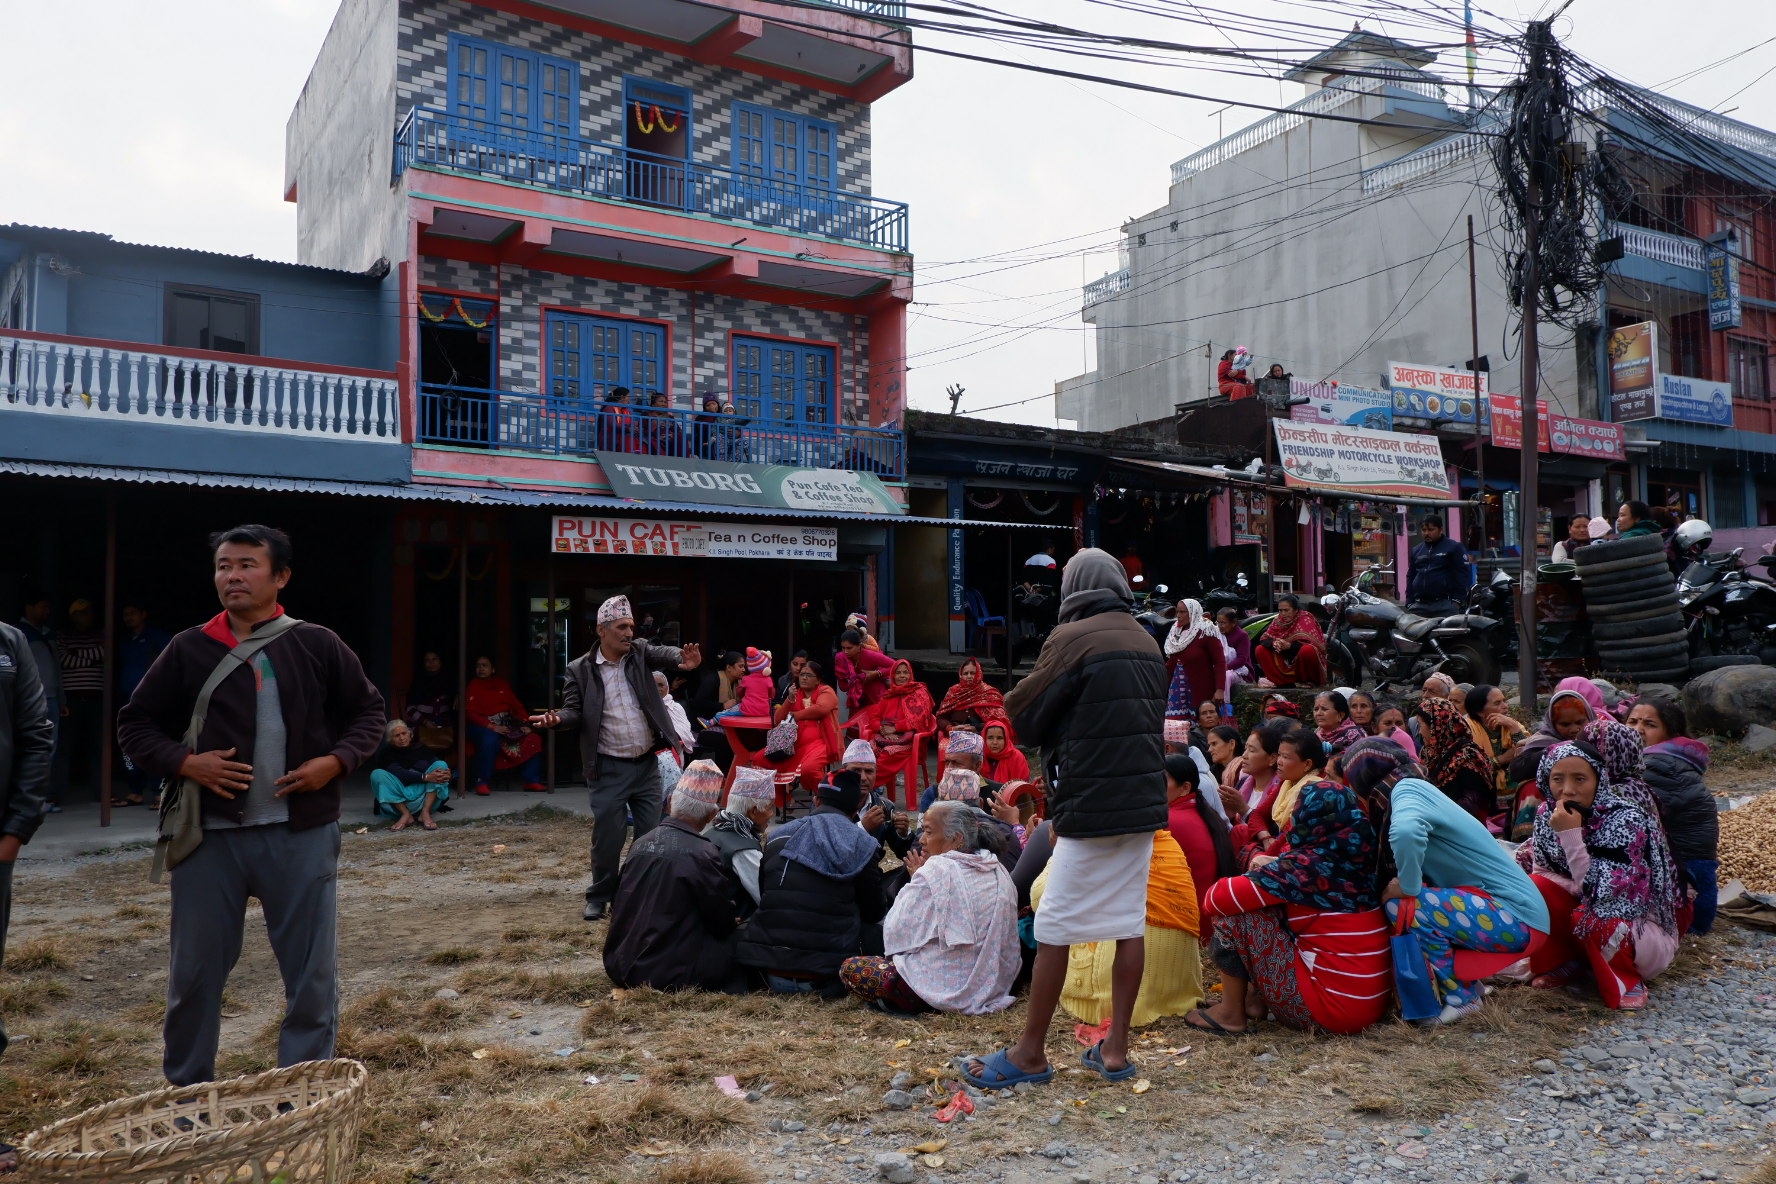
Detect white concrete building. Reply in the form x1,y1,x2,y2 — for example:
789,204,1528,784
1057,29,1561,433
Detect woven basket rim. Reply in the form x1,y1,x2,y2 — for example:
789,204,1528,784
18,1058,366,1165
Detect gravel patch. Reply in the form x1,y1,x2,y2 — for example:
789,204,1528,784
759,931,1776,1184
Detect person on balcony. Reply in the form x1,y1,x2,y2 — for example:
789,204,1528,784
639,392,686,457
1217,349,1254,400
694,395,744,462
1256,363,1292,402
596,386,642,454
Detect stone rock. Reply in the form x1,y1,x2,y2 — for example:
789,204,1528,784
880,1090,915,1110
434,988,459,1000
1252,1052,1277,1063
780,1120,805,1133
1635,683,1682,705
1577,1046,1613,1065
1138,1176,1161,1184
1744,723,1776,753
1610,1042,1651,1061
1510,1172,1530,1183
875,1152,917,1183
1735,1087,1774,1106
889,1072,914,1091
1533,1059,1559,1075
1040,1142,1073,1160
1683,665,1776,737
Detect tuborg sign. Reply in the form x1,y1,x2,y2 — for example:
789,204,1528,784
597,454,903,515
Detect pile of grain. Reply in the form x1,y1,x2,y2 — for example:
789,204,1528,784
1719,792,1776,894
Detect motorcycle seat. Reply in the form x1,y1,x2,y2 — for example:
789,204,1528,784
1395,613,1441,641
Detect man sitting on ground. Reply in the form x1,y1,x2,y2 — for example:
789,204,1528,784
920,729,999,810
603,760,736,992
733,770,887,996
839,800,1021,1016
704,765,777,919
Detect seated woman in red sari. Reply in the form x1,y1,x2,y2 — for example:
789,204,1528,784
465,655,544,795
854,659,935,807
768,660,843,791
936,657,1005,733
1253,595,1326,687
981,720,1031,784
1188,732,1392,1036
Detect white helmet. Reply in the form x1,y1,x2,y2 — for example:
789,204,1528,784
1673,518,1712,554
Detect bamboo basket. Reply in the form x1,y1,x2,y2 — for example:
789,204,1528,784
17,1059,367,1183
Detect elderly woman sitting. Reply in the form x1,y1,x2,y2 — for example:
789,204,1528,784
372,720,451,831
839,800,1021,1015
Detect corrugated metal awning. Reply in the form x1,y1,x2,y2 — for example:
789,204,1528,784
1107,455,1477,508
0,461,1065,529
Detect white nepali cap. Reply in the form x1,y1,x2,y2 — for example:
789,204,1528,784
842,739,878,766
598,595,632,625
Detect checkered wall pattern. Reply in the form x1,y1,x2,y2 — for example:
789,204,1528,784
417,255,870,424
399,0,873,193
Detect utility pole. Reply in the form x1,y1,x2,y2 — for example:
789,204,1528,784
1515,20,1553,707
1468,215,1485,551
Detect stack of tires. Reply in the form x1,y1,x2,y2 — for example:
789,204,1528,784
1574,533,1689,685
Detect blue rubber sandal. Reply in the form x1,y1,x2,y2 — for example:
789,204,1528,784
1081,1041,1140,1082
956,1048,1054,1089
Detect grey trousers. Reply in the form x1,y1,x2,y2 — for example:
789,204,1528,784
0,861,13,1059
586,753,663,905
164,823,341,1086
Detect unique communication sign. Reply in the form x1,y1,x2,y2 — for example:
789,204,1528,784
550,516,838,561
1656,373,1735,427
1489,395,1551,452
1388,362,1488,423
1289,379,1394,430
596,454,904,515
1271,421,1455,500
1607,321,1658,422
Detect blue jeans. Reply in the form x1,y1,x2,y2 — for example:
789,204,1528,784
468,724,541,788
1685,859,1719,936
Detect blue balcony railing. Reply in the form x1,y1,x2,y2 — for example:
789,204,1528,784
396,109,909,253
418,386,904,477
810,0,907,18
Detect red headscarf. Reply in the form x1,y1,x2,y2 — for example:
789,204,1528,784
862,659,935,739
937,657,1006,725
981,719,1031,783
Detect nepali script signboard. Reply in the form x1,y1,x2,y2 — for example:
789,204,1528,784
550,516,838,562
597,454,904,516
1607,321,1658,423
1388,361,1488,424
1272,421,1455,501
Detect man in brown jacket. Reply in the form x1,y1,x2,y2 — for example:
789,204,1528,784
118,525,385,1085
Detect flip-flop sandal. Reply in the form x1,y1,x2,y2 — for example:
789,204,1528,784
1184,1007,1249,1038
955,1048,1053,1089
1081,1041,1140,1081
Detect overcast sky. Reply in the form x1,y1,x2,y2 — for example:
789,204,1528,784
2,1,1772,426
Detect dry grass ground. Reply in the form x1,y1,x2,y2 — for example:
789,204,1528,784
0,806,1743,1183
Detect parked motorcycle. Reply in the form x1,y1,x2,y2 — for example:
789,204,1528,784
1676,547,1776,662
1320,564,1506,690
1199,573,1257,621
1134,584,1176,643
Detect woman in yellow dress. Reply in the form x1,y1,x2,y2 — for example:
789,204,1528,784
1033,829,1204,1028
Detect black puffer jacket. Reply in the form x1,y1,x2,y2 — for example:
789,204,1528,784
1642,739,1719,864
732,809,887,978
1004,594,1167,839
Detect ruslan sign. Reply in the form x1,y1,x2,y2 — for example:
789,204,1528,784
550,516,838,561
1272,421,1454,500
598,454,903,515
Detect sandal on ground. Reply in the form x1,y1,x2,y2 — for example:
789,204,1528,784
955,1048,1053,1089
1081,1041,1140,1081
1530,960,1584,991
1184,1006,1249,1038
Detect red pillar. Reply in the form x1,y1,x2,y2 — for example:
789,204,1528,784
867,299,908,428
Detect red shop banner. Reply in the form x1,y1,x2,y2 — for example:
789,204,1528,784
1489,395,1551,452
1549,414,1624,460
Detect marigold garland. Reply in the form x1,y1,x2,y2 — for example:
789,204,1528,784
632,103,680,135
